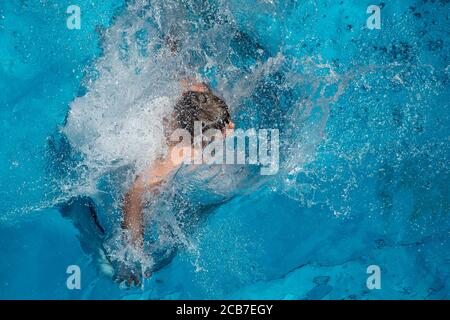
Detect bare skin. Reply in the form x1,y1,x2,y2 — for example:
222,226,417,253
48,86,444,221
118,148,183,287
123,82,234,246
123,121,234,246
119,83,234,287
122,156,178,246
180,79,209,93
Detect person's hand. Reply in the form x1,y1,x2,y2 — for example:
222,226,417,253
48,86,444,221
113,260,152,289
113,262,141,288
107,234,153,289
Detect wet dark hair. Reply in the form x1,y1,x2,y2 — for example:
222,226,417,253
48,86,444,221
173,89,231,137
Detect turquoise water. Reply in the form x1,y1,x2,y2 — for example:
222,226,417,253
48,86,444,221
0,0,449,299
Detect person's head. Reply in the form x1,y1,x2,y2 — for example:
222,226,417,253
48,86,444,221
171,87,234,138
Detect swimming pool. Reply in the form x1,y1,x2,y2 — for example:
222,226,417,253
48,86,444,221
0,0,449,299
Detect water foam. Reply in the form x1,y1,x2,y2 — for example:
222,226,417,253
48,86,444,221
58,0,346,275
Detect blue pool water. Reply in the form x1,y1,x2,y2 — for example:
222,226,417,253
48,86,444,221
0,0,449,299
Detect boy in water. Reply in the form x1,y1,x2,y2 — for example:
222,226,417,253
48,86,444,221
118,81,235,286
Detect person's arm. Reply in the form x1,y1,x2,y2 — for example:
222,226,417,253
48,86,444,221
123,156,178,246
180,79,209,93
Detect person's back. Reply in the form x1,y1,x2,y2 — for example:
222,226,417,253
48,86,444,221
117,82,236,286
